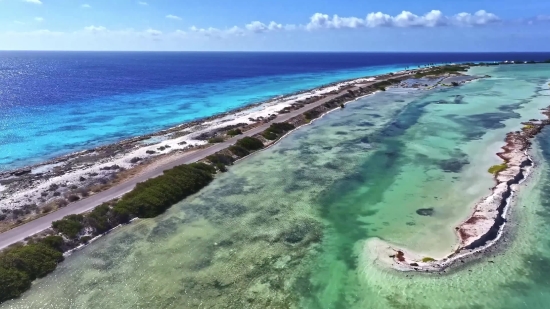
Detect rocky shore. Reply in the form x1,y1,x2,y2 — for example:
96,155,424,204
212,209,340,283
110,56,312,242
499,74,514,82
390,106,550,272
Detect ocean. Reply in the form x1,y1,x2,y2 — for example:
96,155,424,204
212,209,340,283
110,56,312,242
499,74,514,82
4,63,550,309
1,51,549,171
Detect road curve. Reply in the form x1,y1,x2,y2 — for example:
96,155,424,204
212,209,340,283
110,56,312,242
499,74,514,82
0,74,404,250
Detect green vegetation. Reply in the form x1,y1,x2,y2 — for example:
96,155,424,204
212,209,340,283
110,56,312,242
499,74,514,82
522,124,534,131
208,136,224,144
422,257,436,262
488,163,507,175
227,129,242,136
52,214,84,239
414,65,468,78
261,122,295,141
0,241,64,303
235,137,264,151
304,110,322,121
113,163,215,218
0,162,220,303
229,145,250,158
206,153,235,172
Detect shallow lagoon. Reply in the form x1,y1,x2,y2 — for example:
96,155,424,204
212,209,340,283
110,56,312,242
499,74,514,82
4,64,550,309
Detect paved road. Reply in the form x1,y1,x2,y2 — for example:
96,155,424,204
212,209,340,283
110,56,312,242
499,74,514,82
0,74,407,249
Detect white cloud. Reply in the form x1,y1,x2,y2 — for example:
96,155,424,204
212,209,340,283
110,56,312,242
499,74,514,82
81,4,91,9
23,0,42,4
84,25,107,33
245,21,268,33
226,26,245,36
14,21,26,25
245,20,292,33
453,10,500,26
166,14,182,21
34,17,44,22
146,28,162,36
138,1,148,5
306,9,499,30
190,26,222,37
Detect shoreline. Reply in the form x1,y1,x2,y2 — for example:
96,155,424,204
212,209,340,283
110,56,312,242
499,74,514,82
0,62,541,246
386,106,550,272
0,61,549,304
1,64,447,227
2,63,452,247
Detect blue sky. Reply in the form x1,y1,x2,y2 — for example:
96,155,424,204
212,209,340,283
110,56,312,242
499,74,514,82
0,0,549,51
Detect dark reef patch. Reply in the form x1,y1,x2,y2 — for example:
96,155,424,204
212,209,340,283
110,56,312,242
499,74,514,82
416,208,435,216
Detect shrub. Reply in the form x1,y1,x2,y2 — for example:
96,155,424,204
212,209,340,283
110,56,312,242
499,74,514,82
304,110,321,120
229,145,249,158
227,129,242,136
86,204,112,234
39,236,64,251
52,214,84,239
67,195,80,202
262,123,295,141
488,163,507,175
235,137,264,151
206,154,235,166
262,131,278,140
215,163,228,172
42,205,54,214
0,243,63,281
421,257,436,262
0,267,31,303
208,136,224,144
0,242,63,303
113,164,215,218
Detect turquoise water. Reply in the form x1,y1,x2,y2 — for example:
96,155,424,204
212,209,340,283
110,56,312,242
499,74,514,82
3,64,550,308
0,60,406,171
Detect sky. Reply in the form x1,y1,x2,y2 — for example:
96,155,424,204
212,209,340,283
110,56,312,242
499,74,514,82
0,0,549,51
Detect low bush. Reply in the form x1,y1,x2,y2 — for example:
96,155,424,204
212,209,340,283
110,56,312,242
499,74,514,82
206,154,235,166
488,163,507,175
208,136,224,144
227,129,242,136
113,164,215,218
52,214,85,239
67,195,80,202
262,122,295,140
0,241,63,303
262,131,278,140
235,137,264,151
304,110,321,120
229,145,250,158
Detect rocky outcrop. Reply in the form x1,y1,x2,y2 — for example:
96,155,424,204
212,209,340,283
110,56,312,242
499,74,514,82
391,107,550,272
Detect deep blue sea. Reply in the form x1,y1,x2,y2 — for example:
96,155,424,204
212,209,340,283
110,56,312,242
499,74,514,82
1,52,549,171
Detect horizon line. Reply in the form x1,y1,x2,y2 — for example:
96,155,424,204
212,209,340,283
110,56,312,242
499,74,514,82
1,50,550,53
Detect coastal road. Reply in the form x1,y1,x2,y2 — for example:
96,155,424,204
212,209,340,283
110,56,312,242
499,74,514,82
0,72,410,249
